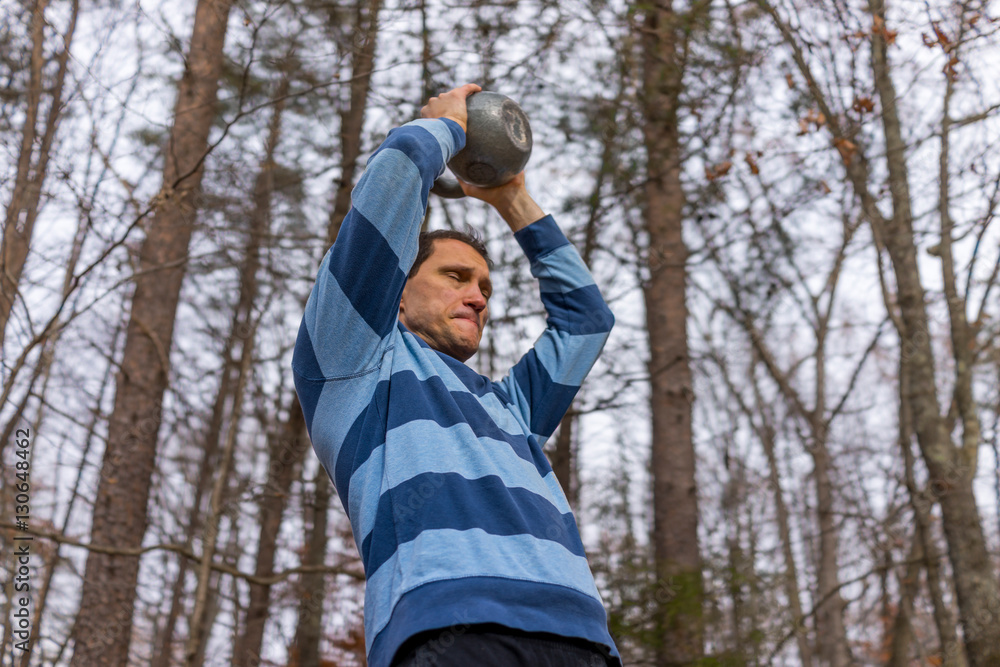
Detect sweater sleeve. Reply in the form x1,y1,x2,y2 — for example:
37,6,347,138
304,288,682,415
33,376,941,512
292,118,465,430
496,215,614,443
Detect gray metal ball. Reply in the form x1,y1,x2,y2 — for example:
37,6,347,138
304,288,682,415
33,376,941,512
431,91,532,199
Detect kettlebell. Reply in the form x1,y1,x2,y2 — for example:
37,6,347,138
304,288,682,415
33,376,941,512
431,91,533,199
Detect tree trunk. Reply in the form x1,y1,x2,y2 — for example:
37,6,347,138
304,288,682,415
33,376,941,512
69,1,234,664
152,70,290,667
231,3,381,664
886,534,922,667
900,360,966,667
551,411,577,508
809,429,852,667
639,5,704,664
185,315,255,666
231,405,309,667
327,0,381,248
0,0,77,350
757,409,813,666
867,2,1000,663
291,471,332,667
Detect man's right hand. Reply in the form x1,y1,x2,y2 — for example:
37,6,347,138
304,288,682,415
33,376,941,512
420,83,482,132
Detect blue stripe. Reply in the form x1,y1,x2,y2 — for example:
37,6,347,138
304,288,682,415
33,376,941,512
334,378,390,506
365,531,598,642
436,351,495,396
385,371,536,453
434,117,466,155
510,349,580,437
403,118,466,167
351,147,426,263
397,323,495,398
367,576,621,667
531,329,610,388
336,369,551,513
513,214,570,261
366,124,448,209
533,243,597,294
291,321,325,425
329,209,408,338
299,251,387,380
361,473,583,576
540,284,615,335
292,320,323,380
348,421,569,549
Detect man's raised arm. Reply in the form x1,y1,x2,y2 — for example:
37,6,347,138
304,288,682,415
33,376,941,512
474,177,615,444
292,84,480,389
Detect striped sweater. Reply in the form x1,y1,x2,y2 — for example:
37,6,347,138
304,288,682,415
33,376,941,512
292,117,620,667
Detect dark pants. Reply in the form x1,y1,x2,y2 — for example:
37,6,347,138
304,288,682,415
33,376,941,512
391,623,612,667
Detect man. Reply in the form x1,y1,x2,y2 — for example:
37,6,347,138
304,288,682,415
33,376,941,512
292,84,620,667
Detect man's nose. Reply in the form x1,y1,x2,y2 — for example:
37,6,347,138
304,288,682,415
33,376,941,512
463,286,487,312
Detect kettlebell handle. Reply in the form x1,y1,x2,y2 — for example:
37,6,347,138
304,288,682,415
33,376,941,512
431,173,467,199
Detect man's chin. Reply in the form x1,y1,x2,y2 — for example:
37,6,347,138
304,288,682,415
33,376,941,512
444,333,480,362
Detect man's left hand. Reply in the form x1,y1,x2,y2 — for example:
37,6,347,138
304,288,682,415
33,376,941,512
461,172,545,233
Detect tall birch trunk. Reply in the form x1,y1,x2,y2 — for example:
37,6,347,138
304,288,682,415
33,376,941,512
69,1,234,664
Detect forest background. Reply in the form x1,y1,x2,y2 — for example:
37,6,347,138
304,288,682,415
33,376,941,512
1,0,999,665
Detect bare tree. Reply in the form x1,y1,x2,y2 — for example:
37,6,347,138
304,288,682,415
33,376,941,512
69,0,235,663
0,0,78,351
639,3,705,663
751,0,1000,662
232,4,382,665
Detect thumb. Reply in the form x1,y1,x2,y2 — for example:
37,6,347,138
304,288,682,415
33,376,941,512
454,83,482,99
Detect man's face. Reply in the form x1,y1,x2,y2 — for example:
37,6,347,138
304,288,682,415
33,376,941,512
399,239,492,362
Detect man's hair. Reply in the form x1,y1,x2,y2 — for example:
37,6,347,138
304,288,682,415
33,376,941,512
408,229,494,279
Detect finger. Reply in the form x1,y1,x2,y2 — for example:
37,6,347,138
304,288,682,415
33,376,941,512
459,180,480,196
450,83,482,99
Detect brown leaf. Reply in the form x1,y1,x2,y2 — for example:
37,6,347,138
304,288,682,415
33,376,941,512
798,108,826,135
705,161,733,181
932,21,952,48
744,152,760,175
852,96,875,113
833,137,857,165
871,15,898,44
944,56,960,80
805,108,826,126
819,180,832,194
785,72,795,88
